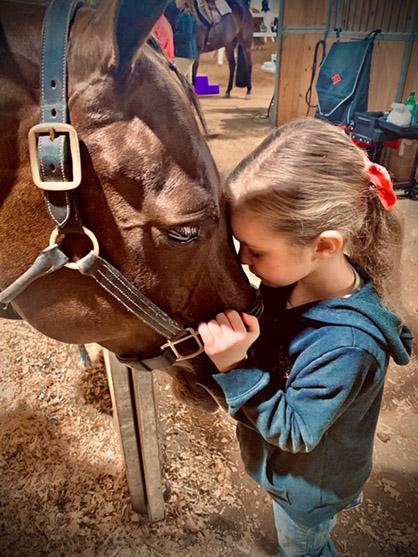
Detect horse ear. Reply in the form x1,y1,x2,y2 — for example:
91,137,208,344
95,0,168,76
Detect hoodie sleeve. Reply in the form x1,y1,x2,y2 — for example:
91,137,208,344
214,346,381,453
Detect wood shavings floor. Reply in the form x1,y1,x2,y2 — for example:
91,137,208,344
1,311,417,556
0,322,276,556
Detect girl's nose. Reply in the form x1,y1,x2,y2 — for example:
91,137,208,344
239,245,251,265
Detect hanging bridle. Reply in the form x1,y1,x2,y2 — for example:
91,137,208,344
0,0,263,372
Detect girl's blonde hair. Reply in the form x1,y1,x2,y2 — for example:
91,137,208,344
226,117,403,304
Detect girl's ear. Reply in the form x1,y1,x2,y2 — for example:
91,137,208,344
314,231,344,259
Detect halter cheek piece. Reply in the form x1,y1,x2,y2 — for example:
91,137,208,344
0,0,263,371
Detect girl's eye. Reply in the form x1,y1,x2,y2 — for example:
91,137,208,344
166,225,200,244
249,249,261,259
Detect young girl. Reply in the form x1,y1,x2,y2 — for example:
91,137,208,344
198,118,412,556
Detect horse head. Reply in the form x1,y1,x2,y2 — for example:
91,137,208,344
0,0,258,410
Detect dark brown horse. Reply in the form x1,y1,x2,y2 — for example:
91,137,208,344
0,0,259,412
192,0,254,98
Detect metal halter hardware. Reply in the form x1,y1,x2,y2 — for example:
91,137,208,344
161,328,205,361
28,123,82,191
0,0,264,371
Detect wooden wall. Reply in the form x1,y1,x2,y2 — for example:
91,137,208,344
276,32,326,123
273,0,418,179
275,0,418,123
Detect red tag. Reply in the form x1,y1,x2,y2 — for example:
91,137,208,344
332,73,342,84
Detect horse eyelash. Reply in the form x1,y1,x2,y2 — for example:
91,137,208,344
166,225,200,243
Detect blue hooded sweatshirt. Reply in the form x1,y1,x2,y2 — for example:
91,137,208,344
214,281,412,527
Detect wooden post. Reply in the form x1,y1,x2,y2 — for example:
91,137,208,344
104,350,165,522
131,368,165,522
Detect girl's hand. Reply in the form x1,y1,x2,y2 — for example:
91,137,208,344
198,311,260,372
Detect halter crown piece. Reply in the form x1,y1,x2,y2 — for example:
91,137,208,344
363,153,397,210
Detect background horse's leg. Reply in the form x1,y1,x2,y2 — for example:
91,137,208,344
236,6,254,99
194,22,209,86
237,11,254,99
192,56,199,85
240,43,253,99
224,42,236,98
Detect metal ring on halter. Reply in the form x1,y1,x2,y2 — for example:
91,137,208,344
49,226,99,269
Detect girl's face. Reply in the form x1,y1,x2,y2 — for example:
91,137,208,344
231,210,317,288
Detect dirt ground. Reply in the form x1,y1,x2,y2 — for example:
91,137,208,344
0,52,417,556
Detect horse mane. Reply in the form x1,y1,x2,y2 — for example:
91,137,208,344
147,36,208,135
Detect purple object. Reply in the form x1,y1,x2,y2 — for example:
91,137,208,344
194,74,220,96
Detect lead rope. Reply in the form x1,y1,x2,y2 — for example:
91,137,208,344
77,343,93,369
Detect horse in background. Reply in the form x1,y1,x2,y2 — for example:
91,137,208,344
190,0,254,99
0,0,259,412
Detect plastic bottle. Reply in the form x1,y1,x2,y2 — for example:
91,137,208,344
404,91,417,124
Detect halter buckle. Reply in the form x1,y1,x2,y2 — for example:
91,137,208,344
161,327,205,361
28,122,81,191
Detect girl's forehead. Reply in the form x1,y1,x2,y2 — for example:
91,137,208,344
230,210,274,246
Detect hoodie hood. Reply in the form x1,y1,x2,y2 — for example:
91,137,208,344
295,282,412,366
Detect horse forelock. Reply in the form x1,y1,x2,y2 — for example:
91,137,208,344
68,6,115,79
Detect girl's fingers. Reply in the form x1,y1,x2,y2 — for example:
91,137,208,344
199,313,241,350
241,312,260,336
198,311,259,371
197,322,214,346
224,309,247,333
206,318,227,343
199,311,259,362
216,312,243,344
215,312,230,328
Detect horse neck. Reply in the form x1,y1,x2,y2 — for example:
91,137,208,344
197,5,244,53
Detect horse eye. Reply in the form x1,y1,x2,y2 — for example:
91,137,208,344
166,225,200,244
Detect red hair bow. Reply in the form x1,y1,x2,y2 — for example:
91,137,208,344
363,153,397,210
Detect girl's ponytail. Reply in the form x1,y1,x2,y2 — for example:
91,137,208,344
348,195,404,306
347,152,404,305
